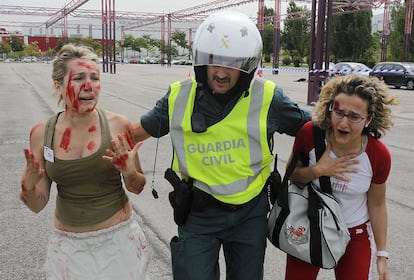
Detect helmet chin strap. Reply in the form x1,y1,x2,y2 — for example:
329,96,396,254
236,69,256,93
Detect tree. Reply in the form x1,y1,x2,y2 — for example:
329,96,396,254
331,10,373,63
141,34,158,56
263,24,274,62
133,37,148,53
388,2,414,61
68,37,101,55
10,35,23,52
45,47,55,58
262,4,276,61
281,2,310,59
141,34,159,48
122,34,135,49
366,31,382,67
0,42,11,54
23,41,41,57
172,30,188,54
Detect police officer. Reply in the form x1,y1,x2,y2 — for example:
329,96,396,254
132,11,310,280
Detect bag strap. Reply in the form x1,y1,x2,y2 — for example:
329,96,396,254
276,150,298,209
44,111,62,148
312,126,332,194
277,125,331,210
309,125,333,267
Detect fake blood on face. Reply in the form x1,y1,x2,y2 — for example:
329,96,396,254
77,60,98,71
66,71,81,111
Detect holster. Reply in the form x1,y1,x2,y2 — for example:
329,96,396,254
267,155,282,205
267,168,282,205
164,168,193,226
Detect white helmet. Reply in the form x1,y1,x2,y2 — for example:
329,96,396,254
193,11,262,74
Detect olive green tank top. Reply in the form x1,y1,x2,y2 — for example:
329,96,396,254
44,109,129,227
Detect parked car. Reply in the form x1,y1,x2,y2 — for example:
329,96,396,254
129,58,138,64
369,61,414,90
147,57,158,64
335,62,371,77
22,56,36,62
312,62,336,78
138,57,147,64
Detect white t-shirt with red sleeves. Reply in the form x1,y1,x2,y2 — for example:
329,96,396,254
292,121,391,228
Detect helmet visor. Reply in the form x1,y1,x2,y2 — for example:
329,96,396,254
194,50,260,74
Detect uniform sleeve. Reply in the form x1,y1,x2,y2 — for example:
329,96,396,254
268,86,311,137
140,88,170,138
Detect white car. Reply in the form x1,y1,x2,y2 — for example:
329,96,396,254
335,62,371,77
21,56,37,62
312,62,336,78
21,57,32,62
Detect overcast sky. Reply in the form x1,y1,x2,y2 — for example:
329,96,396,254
1,1,383,32
3,0,253,12
1,0,273,17
1,0,290,32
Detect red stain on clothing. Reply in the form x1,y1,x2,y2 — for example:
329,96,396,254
87,141,96,151
60,128,71,152
88,125,96,132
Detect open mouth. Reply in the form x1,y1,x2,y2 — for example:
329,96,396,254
337,129,349,135
79,93,96,101
79,97,94,101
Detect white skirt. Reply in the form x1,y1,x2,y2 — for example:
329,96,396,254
45,216,151,280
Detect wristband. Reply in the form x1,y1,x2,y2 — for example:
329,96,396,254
376,250,389,259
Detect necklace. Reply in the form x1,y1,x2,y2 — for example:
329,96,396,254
328,132,365,156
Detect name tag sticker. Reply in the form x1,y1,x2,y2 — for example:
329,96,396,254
44,146,54,163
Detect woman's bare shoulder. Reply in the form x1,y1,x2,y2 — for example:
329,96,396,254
103,110,133,133
29,120,48,141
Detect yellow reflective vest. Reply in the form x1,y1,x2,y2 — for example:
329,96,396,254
168,77,274,205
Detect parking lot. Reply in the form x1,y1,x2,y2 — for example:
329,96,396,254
0,62,413,279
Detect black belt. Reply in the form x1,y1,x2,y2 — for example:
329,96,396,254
191,187,260,212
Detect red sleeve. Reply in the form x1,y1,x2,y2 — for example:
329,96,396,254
366,137,391,184
292,121,314,154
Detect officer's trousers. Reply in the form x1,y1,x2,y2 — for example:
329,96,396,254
170,189,269,280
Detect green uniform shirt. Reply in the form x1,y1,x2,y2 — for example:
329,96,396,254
141,78,311,145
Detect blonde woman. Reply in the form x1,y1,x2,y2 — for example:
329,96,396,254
20,44,150,279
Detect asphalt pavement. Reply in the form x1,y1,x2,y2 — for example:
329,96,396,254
0,62,413,279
